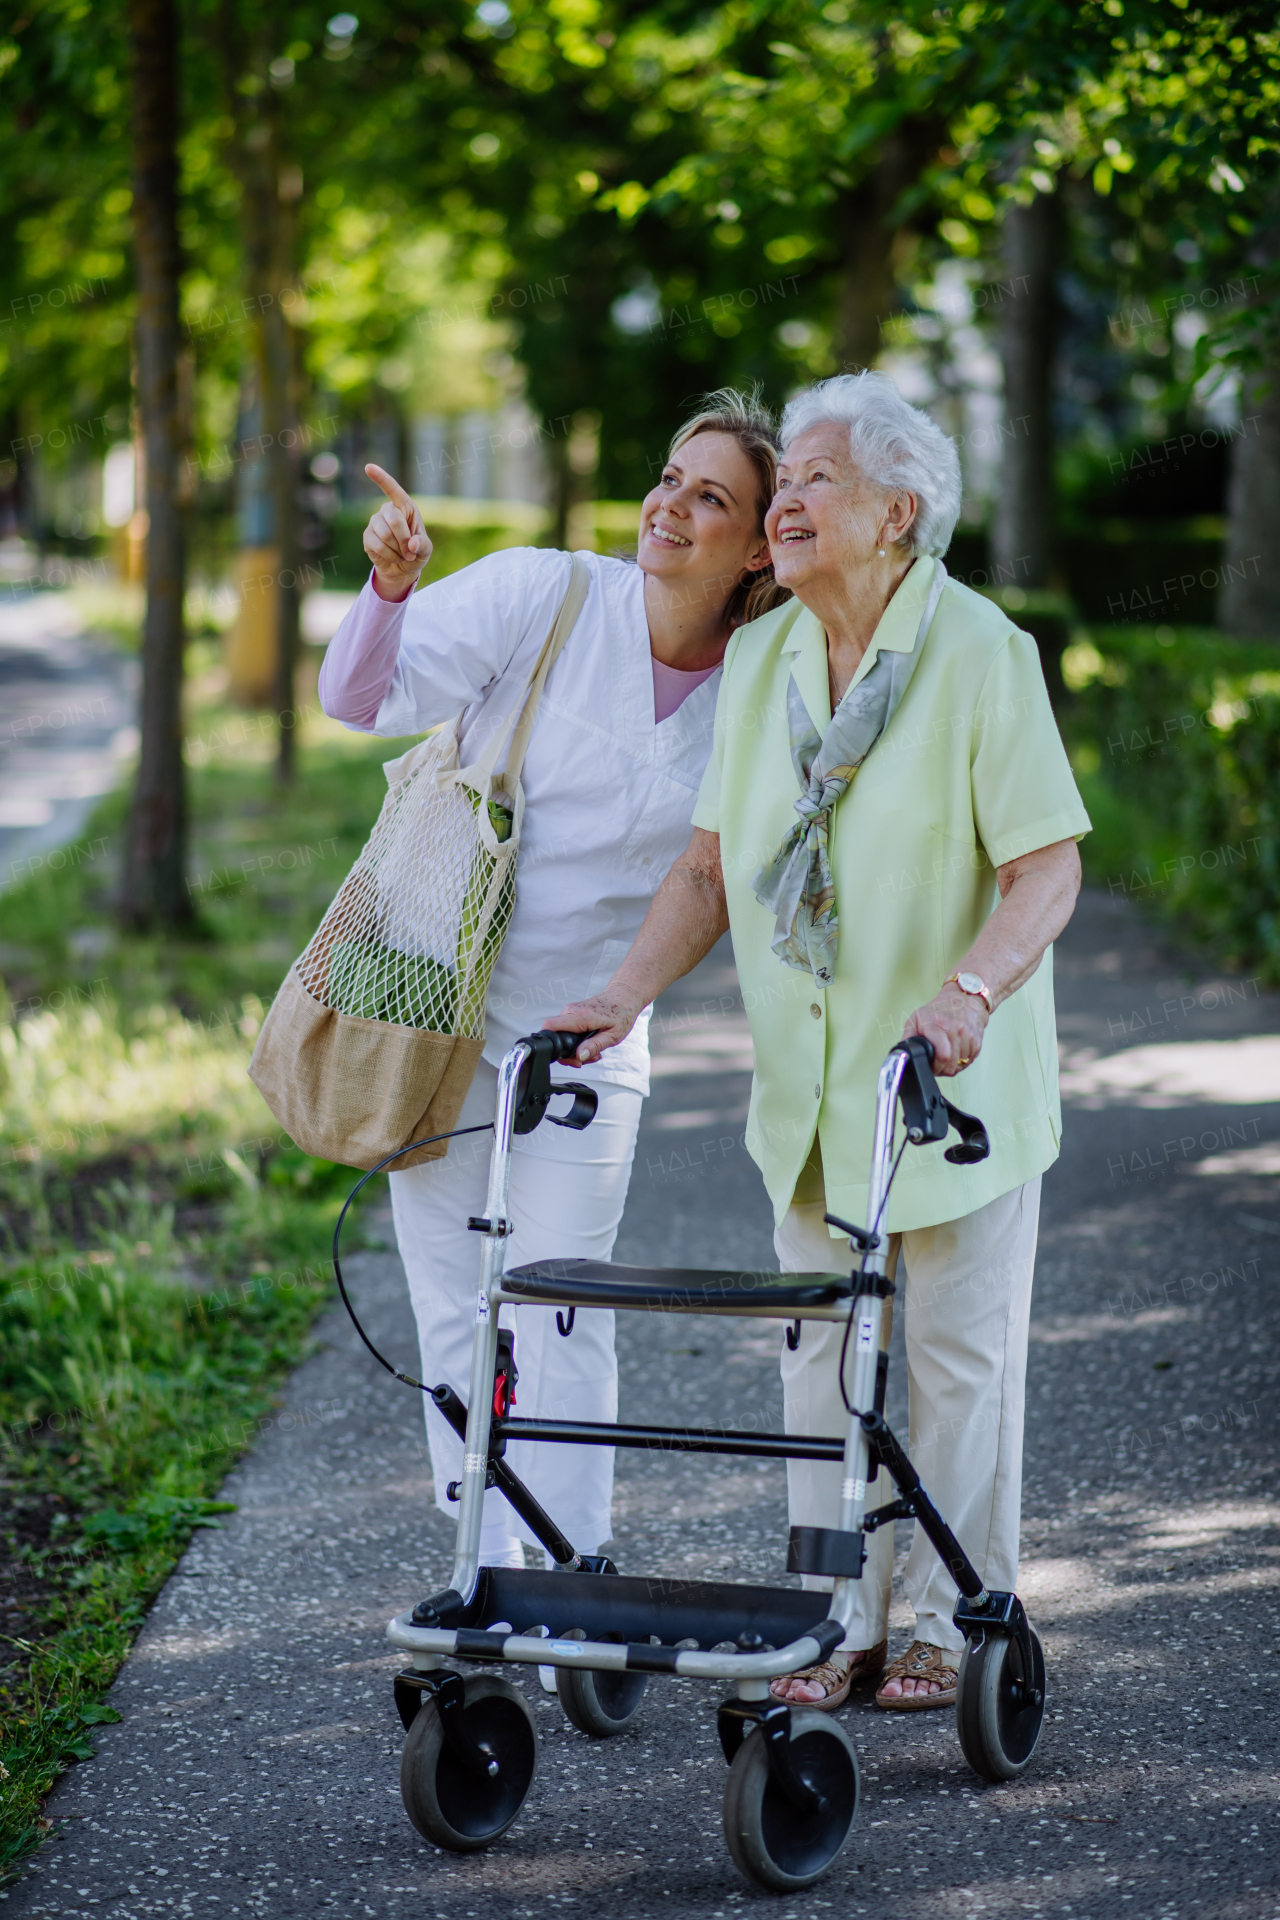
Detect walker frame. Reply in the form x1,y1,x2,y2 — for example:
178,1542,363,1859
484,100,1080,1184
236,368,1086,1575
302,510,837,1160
384,1031,1047,1885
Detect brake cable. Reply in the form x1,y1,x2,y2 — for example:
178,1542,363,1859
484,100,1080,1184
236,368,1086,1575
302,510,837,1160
331,1124,494,1391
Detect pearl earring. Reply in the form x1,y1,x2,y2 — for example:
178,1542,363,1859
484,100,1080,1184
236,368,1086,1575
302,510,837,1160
877,546,886,558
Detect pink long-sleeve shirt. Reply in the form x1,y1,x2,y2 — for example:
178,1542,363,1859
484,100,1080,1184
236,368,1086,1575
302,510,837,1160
317,569,718,729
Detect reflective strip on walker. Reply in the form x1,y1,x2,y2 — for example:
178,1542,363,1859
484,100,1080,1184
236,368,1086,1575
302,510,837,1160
464,1453,487,1473
545,1641,585,1658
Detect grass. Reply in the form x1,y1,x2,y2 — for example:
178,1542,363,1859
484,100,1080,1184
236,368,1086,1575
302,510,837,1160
1060,623,1280,978
0,645,420,1877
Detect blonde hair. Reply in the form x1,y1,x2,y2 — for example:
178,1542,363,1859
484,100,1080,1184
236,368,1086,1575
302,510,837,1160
667,386,791,629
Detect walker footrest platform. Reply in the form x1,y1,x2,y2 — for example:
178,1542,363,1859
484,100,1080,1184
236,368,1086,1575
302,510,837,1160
412,1567,835,1654
502,1259,854,1312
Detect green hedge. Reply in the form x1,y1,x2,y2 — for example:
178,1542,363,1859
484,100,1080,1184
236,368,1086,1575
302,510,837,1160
942,523,1225,625
1059,626,1280,977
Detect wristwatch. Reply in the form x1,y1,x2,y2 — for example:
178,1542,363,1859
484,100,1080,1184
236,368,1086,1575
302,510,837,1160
944,971,993,1015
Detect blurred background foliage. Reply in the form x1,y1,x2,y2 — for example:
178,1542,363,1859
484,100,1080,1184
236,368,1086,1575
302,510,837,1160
1,1,1277,559
2,0,1280,1872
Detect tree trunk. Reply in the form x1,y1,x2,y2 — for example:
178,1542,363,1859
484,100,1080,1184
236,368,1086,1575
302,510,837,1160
264,186,301,782
547,433,572,549
221,3,302,774
1220,364,1280,636
993,192,1057,591
1220,209,1280,638
120,0,190,931
831,126,936,372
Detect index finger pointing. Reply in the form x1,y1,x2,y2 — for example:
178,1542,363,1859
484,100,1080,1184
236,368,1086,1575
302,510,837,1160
365,463,418,519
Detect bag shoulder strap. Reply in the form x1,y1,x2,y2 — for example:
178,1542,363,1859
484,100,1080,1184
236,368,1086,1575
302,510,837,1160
500,550,590,792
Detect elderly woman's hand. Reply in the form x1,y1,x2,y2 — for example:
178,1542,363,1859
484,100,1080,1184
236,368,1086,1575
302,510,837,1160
903,982,989,1077
546,991,645,1067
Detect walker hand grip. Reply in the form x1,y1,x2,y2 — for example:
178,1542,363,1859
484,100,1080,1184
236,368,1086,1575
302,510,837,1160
894,1036,950,1144
513,1031,601,1134
892,1036,989,1164
540,1027,600,1062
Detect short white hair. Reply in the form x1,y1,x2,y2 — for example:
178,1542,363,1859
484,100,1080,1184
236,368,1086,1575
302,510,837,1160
780,371,962,559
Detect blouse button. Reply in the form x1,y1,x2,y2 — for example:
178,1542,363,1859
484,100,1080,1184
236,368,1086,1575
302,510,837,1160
814,1084,821,1101
809,1003,822,1019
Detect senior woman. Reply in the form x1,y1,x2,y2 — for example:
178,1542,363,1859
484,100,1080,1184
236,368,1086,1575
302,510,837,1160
555,370,1090,1713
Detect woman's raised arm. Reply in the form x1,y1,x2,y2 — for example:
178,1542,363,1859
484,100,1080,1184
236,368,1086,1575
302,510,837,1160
317,465,434,729
551,828,729,1064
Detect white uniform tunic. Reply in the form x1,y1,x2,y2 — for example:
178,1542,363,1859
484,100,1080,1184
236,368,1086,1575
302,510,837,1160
368,545,721,1087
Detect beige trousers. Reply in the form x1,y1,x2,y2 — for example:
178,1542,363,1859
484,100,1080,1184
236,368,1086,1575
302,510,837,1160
776,1177,1040,1654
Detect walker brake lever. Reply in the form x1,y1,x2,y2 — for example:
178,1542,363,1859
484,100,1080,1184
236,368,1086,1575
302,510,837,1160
546,1084,598,1130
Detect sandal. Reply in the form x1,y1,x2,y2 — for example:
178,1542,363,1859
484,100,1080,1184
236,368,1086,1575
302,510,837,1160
875,1639,959,1712
770,1639,888,1712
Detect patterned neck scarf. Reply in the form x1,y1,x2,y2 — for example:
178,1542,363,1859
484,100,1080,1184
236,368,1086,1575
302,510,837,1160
751,561,948,985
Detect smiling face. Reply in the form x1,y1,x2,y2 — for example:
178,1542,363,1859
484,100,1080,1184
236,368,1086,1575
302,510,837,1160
637,430,772,601
767,422,916,598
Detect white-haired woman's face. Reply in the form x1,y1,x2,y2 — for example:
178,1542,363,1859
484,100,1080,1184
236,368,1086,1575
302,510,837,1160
767,422,915,597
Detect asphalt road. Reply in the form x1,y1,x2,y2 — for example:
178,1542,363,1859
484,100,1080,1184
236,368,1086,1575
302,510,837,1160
7,889,1280,1920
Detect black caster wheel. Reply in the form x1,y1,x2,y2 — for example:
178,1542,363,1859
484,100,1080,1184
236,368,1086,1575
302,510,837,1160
400,1674,538,1851
955,1628,1046,1782
722,1709,859,1892
552,1628,647,1737
555,1662,647,1737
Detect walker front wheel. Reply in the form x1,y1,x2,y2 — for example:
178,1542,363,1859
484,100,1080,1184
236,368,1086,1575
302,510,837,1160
722,1710,859,1891
400,1675,538,1850
955,1628,1046,1782
555,1662,648,1737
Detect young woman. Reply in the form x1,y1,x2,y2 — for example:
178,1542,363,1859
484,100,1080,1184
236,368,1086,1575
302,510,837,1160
318,391,787,1626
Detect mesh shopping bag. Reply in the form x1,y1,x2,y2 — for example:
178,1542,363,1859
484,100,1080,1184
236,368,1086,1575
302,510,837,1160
248,554,589,1170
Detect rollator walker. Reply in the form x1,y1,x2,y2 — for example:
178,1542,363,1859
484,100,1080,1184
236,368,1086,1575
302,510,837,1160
362,1031,1046,1891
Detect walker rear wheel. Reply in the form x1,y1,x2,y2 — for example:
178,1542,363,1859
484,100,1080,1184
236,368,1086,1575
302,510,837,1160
400,1675,538,1851
722,1710,859,1891
955,1628,1046,1781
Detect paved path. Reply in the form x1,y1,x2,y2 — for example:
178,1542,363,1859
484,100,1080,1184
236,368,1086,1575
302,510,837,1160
7,892,1280,1919
0,589,137,892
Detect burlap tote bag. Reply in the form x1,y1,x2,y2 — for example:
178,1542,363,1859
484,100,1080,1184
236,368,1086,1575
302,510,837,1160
248,554,590,1169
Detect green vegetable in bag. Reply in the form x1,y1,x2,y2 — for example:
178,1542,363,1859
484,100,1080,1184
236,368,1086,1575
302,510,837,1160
327,940,458,1030
453,787,516,1030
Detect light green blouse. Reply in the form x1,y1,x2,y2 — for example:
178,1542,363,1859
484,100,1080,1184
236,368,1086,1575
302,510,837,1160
692,555,1092,1234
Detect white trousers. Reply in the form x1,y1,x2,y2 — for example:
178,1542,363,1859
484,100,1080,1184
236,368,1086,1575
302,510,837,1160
390,1059,642,1561
776,1178,1040,1653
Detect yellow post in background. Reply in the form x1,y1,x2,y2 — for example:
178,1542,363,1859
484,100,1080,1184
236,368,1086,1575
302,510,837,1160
224,546,280,707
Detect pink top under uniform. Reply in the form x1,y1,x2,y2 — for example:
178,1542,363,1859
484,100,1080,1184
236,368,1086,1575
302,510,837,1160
318,570,718,728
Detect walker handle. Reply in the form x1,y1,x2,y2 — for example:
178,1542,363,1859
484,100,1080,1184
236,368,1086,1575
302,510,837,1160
539,1027,600,1062
892,1036,990,1165
512,1030,601,1135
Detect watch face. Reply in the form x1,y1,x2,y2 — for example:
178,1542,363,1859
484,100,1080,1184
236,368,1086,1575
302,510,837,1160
956,973,984,994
